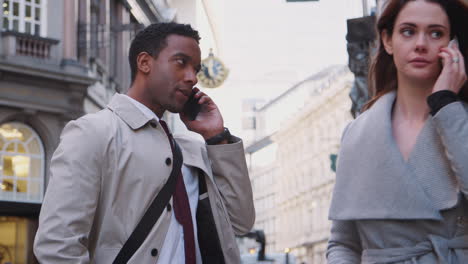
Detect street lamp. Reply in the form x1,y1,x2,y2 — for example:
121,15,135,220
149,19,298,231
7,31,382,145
238,230,267,261
284,248,290,264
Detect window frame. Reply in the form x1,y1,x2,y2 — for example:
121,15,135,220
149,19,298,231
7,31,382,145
2,0,47,36
0,122,45,204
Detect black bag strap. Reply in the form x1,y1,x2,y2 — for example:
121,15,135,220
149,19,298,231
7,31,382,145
113,140,183,264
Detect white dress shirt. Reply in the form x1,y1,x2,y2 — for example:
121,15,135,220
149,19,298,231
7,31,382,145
124,95,202,264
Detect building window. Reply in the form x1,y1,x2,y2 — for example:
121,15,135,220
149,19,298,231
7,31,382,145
242,116,256,130
2,0,46,36
0,216,38,264
0,122,45,204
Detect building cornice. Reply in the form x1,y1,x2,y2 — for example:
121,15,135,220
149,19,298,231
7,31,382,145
126,0,176,25
0,57,96,87
257,65,349,112
245,134,274,154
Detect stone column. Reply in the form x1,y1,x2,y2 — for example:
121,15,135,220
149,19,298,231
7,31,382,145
77,0,90,64
63,0,77,61
0,2,3,53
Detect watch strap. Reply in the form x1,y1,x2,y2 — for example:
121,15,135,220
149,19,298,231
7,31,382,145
206,127,231,145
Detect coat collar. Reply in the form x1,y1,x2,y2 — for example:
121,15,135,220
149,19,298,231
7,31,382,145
329,91,458,220
107,93,154,130
107,94,213,177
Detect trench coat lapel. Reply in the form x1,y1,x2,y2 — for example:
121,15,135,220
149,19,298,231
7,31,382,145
106,94,213,177
329,91,454,220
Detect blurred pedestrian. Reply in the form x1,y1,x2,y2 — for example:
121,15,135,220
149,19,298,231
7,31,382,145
327,0,468,263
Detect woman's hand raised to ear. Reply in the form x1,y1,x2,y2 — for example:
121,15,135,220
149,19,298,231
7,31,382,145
433,40,467,94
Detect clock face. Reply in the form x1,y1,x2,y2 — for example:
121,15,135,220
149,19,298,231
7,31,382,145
197,52,229,88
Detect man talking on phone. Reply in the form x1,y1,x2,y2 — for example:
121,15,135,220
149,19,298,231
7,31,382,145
33,22,255,264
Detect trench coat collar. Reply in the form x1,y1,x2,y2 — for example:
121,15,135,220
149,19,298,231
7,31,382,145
107,94,213,177
107,93,153,130
329,90,458,221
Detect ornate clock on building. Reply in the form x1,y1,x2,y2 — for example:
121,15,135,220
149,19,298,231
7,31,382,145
197,49,229,88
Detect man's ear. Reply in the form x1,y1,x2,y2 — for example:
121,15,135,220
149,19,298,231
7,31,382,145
137,52,153,75
381,30,393,55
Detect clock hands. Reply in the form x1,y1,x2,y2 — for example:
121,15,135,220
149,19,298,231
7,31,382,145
197,49,229,88
202,64,212,80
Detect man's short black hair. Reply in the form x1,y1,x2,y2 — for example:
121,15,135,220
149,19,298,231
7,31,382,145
128,22,201,83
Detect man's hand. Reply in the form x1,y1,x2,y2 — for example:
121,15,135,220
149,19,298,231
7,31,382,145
180,88,225,140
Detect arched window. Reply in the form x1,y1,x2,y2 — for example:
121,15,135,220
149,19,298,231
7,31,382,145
2,0,47,36
0,122,45,203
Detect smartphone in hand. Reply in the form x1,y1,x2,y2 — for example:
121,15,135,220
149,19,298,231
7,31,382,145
448,37,458,49
440,37,458,67
182,89,201,121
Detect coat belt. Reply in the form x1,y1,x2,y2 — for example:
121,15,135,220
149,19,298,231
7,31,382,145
361,235,468,264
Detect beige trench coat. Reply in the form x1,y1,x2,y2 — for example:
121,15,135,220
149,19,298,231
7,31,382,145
34,94,255,263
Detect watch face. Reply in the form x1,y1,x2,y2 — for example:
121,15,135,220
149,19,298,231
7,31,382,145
197,51,229,88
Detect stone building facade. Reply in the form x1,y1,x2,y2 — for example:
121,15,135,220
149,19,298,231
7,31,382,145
274,69,353,263
0,1,165,262
244,65,354,263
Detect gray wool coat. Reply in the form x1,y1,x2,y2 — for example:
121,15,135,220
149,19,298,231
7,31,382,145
327,91,468,263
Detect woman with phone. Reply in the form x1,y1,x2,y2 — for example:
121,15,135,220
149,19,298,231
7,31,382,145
327,0,467,263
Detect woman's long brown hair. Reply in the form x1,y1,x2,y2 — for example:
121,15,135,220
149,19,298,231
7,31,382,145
363,0,468,111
